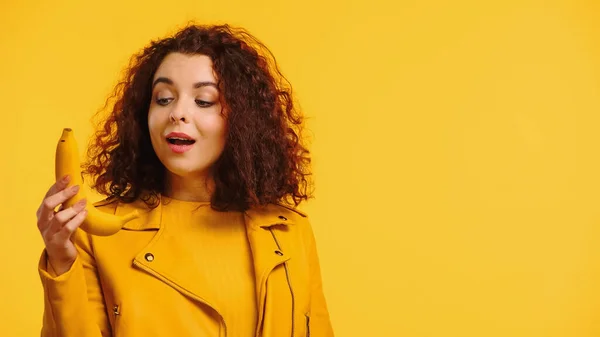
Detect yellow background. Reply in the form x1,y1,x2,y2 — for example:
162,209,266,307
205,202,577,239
2,0,600,336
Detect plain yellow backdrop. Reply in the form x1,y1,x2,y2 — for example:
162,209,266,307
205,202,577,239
2,0,600,336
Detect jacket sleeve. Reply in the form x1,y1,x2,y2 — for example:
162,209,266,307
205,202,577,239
38,228,111,337
305,219,335,337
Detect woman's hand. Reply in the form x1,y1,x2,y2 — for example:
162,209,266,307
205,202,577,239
36,175,88,275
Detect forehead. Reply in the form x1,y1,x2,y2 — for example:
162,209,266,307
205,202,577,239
153,52,216,83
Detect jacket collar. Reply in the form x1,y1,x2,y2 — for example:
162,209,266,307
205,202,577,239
244,203,300,229
107,195,304,324
98,195,303,231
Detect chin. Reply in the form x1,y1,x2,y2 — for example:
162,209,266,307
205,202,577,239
157,147,219,178
164,162,212,179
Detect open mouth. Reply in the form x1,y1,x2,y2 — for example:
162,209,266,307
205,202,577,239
166,137,196,145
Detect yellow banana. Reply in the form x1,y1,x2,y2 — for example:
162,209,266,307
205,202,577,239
55,128,139,236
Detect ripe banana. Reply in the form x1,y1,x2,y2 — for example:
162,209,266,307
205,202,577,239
55,128,139,236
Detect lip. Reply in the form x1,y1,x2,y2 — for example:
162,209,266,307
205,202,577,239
167,142,194,153
165,132,196,154
165,132,194,140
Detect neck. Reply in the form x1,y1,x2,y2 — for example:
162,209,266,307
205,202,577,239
164,172,214,202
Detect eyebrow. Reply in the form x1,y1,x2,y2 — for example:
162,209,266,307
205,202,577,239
152,77,218,89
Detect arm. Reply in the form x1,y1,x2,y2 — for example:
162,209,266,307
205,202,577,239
38,228,111,337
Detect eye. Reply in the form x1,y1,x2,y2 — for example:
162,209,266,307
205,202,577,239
155,97,173,106
196,99,214,108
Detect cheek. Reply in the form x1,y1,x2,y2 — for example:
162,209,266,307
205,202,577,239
200,116,227,144
147,109,163,139
215,120,228,147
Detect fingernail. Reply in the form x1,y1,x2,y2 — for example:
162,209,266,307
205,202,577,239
71,185,80,192
62,175,70,183
76,198,87,208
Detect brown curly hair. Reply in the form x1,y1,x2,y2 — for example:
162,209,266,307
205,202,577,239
82,23,313,211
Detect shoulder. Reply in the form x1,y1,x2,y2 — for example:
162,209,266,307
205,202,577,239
269,203,321,251
244,201,311,229
265,202,310,225
273,202,308,218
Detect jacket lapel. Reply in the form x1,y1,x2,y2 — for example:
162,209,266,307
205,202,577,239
116,200,222,311
112,198,295,334
244,205,297,336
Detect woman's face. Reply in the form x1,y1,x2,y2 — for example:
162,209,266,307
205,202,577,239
148,52,227,180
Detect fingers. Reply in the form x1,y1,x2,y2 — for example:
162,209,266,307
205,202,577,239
36,175,71,221
54,209,88,243
45,175,71,199
37,184,81,229
43,199,87,236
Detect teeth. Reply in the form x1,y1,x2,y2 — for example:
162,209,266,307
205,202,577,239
167,137,195,145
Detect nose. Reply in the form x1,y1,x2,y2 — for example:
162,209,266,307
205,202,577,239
169,101,190,123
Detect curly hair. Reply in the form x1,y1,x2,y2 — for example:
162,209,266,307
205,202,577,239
82,23,313,212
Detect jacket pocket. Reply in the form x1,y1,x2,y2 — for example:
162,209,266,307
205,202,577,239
305,312,310,337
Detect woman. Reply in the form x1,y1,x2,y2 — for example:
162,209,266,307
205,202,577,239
35,23,334,337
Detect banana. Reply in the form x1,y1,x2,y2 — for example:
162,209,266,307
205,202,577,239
55,128,139,236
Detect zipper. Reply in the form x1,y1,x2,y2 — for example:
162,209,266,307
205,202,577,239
132,259,228,337
112,304,120,336
255,250,287,337
305,313,310,337
269,228,295,337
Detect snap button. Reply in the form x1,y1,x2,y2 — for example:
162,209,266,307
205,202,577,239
144,253,155,262
275,250,284,256
278,215,287,221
